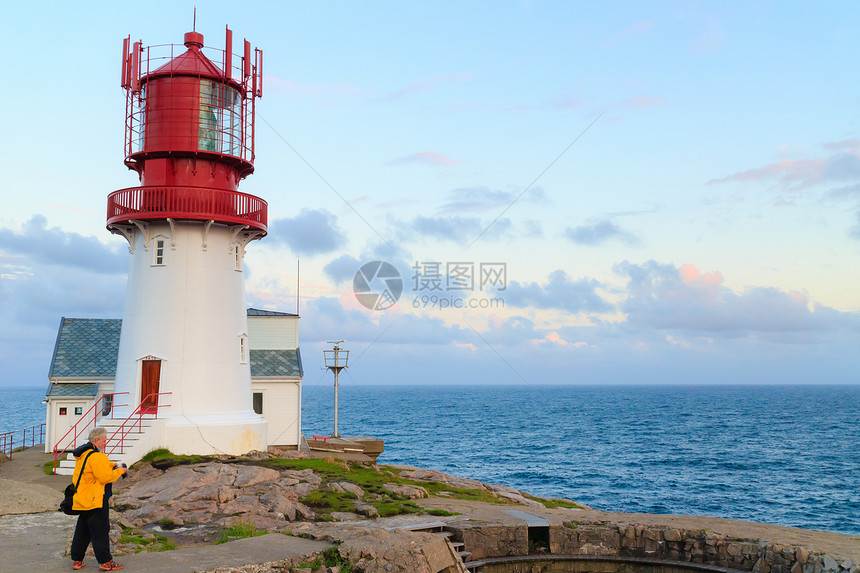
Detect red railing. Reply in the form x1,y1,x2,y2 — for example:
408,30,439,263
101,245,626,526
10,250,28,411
1,423,45,458
121,35,262,164
105,392,172,457
51,393,129,473
106,186,267,232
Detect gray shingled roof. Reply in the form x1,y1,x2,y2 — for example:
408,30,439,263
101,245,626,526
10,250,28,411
45,383,98,397
250,349,303,377
49,314,302,380
247,308,299,317
49,318,122,378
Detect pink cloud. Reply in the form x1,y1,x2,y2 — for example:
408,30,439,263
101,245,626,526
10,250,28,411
530,332,591,348
707,158,826,187
389,151,462,167
679,263,723,288
617,260,858,335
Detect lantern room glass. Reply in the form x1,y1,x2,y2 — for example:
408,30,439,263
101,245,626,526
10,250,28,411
199,80,242,156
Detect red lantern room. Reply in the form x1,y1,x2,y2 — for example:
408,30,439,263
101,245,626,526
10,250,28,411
107,27,267,234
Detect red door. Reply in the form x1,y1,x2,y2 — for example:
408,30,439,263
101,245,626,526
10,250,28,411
141,360,161,414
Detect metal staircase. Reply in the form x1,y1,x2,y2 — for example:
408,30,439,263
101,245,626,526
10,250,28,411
53,392,170,475
54,415,156,475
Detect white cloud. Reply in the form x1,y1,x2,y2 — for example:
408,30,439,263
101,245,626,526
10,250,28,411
565,220,638,246
266,209,347,256
615,260,860,337
0,215,127,274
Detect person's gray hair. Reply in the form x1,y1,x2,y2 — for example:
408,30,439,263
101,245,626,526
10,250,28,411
88,427,107,442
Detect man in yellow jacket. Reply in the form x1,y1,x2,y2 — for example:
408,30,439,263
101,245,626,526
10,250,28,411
69,427,127,571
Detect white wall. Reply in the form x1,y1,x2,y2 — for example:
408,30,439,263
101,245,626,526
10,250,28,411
45,382,116,453
114,221,256,421
251,380,301,446
46,397,95,453
247,316,298,350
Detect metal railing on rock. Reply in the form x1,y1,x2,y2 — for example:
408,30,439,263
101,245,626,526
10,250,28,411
0,423,45,458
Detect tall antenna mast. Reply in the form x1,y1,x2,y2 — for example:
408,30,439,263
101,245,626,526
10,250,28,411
193,7,197,31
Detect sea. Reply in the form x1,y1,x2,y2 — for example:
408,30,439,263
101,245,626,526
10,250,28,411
4,384,859,536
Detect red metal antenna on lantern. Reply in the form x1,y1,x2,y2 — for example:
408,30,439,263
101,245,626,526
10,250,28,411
110,25,265,236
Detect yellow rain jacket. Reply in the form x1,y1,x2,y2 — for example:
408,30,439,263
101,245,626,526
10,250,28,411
71,449,125,511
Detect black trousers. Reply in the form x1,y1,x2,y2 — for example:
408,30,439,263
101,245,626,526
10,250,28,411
70,505,112,564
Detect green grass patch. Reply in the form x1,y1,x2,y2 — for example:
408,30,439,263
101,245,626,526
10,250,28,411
302,489,357,513
152,533,176,552
298,548,354,572
298,557,323,569
261,458,528,519
322,546,355,572
260,458,429,519
119,529,175,552
411,481,501,504
43,460,57,475
119,533,149,545
426,509,460,516
373,499,422,517
523,494,586,509
138,448,206,468
215,520,267,544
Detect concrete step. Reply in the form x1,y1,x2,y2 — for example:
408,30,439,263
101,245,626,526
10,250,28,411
55,451,126,475
391,521,447,533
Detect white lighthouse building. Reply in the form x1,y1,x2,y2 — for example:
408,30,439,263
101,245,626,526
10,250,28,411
97,27,270,459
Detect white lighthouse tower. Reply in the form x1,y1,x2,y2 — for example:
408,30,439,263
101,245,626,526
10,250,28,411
105,27,268,457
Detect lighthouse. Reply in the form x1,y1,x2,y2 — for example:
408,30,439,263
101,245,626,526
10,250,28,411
105,27,268,457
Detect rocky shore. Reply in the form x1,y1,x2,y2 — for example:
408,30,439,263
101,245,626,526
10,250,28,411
2,447,859,573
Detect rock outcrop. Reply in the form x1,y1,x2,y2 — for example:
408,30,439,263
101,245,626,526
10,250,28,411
113,463,316,529
289,522,466,573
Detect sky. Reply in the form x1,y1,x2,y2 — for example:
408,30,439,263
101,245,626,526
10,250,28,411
1,1,859,390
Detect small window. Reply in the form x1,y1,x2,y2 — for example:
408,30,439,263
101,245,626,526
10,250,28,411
101,395,113,417
153,239,165,266
74,407,83,415
253,392,263,415
59,407,67,416
239,334,248,364
234,244,243,272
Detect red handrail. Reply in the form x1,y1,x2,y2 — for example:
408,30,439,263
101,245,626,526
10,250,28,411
51,392,129,473
0,423,45,458
106,186,267,232
105,392,172,457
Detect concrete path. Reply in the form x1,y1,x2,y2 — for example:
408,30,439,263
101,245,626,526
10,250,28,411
0,512,329,573
0,448,331,572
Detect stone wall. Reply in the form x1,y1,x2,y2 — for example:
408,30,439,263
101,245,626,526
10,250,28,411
461,525,529,560
453,521,858,573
